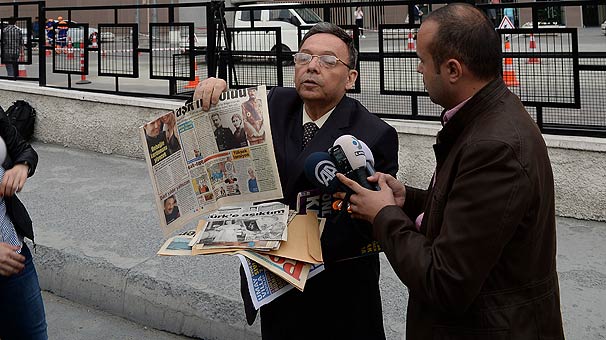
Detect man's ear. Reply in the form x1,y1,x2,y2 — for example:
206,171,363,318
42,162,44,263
346,69,358,90
445,59,463,84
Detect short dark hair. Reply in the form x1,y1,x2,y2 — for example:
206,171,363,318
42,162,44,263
424,3,501,80
300,22,358,69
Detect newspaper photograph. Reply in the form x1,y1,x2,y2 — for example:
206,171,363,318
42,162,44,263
157,229,197,256
139,85,283,235
238,254,325,310
189,202,289,251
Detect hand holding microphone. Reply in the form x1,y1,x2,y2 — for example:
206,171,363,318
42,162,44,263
330,135,379,191
304,135,382,215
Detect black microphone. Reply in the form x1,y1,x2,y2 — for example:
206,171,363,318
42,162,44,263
303,152,344,194
332,135,377,191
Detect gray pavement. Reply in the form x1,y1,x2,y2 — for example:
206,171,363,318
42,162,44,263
44,291,194,340
21,142,606,339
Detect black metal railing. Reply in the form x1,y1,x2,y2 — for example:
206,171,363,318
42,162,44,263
0,0,604,137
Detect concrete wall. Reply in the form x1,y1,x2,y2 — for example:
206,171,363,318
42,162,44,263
0,81,176,159
390,121,606,222
1,80,604,221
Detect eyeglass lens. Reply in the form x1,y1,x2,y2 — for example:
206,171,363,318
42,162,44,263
294,53,338,67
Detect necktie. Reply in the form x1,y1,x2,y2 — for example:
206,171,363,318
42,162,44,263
302,122,319,149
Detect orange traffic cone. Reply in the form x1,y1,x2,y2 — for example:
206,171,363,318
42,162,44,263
76,49,91,84
502,39,519,86
18,64,27,77
45,40,52,57
527,34,540,64
67,37,74,59
406,31,415,50
185,61,200,89
91,34,98,49
16,48,27,77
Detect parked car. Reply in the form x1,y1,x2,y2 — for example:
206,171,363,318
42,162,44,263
233,3,322,54
601,20,606,36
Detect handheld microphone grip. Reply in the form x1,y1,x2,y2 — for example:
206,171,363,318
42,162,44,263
358,140,376,176
357,140,379,190
350,167,376,191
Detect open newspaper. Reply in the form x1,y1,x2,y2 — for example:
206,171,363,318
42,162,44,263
140,85,283,235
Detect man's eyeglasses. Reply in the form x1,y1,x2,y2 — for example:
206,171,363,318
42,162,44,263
293,52,351,69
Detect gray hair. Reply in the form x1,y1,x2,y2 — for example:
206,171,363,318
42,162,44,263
301,22,358,69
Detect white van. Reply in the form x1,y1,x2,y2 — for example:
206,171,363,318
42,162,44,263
232,3,323,54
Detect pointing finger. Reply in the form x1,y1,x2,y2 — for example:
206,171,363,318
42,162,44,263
336,173,363,194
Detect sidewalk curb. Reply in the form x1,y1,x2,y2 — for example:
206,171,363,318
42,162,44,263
34,244,262,340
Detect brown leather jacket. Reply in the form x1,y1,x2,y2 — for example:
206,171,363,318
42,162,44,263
373,79,564,339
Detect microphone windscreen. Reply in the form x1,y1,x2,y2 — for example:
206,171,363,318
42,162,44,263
304,152,341,193
334,134,366,169
358,140,375,166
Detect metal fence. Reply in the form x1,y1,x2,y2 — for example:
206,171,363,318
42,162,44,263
0,0,604,137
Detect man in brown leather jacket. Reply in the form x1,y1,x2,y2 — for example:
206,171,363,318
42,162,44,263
338,3,565,339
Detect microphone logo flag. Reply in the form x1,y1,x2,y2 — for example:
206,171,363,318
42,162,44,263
315,160,338,186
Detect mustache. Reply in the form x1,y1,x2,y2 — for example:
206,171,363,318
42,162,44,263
299,76,321,85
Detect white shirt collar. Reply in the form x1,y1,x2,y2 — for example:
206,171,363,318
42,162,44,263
302,105,335,129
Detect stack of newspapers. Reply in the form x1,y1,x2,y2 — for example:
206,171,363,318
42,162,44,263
141,85,325,309
157,203,325,310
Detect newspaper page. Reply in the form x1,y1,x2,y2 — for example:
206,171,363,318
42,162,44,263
189,202,289,250
235,250,312,291
238,255,324,310
139,85,283,235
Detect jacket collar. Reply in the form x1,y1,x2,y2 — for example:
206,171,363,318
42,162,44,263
433,78,508,165
437,78,507,144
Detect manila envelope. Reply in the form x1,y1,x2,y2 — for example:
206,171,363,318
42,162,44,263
260,212,323,264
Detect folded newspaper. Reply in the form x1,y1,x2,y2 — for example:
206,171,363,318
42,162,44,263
140,85,283,236
237,255,324,310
